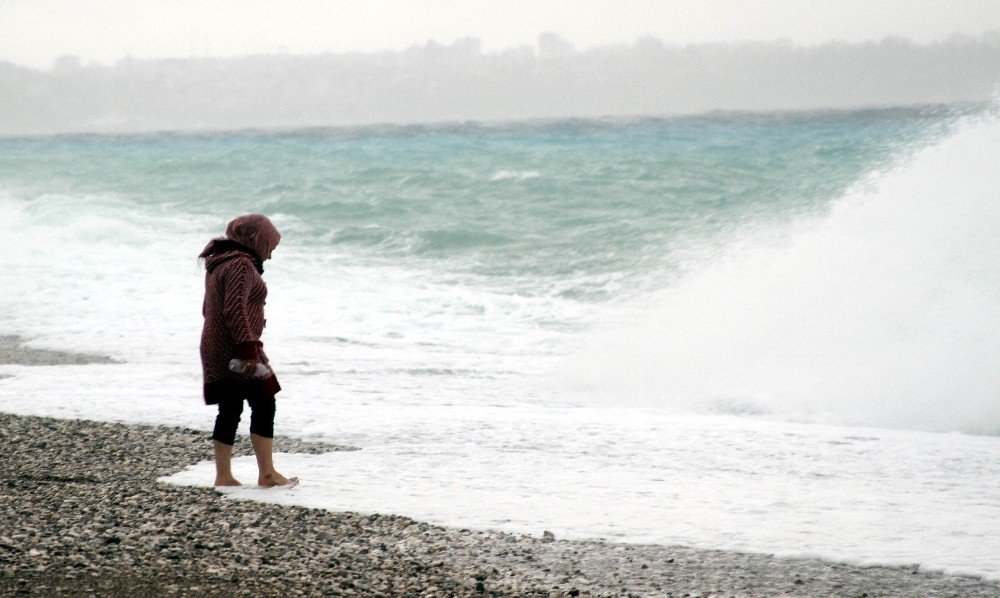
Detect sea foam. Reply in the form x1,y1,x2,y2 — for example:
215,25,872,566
489,170,541,181
564,114,1000,433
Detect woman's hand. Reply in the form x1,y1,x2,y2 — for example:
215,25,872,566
241,359,261,376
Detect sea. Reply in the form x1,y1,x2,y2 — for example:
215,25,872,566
2,106,999,578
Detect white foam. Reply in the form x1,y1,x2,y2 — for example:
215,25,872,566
489,170,541,181
562,114,1000,433
161,405,1000,580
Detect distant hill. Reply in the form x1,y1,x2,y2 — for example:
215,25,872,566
2,33,999,136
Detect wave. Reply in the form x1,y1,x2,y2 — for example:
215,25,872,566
563,112,1000,434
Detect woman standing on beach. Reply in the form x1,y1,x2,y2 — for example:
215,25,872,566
198,214,297,488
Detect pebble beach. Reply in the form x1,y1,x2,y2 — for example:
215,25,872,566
3,341,1000,597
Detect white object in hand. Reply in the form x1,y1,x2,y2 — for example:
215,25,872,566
228,358,272,379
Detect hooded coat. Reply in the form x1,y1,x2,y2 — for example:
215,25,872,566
199,240,281,404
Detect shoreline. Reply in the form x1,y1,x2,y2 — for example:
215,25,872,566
3,340,999,595
3,413,999,597
0,335,120,367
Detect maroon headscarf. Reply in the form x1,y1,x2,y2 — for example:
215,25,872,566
199,214,281,271
224,214,281,260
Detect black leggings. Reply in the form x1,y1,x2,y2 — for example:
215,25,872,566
212,394,276,446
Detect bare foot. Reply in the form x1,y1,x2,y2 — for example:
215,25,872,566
258,471,299,488
214,476,242,487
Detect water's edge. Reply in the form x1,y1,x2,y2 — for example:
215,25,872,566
6,411,1000,596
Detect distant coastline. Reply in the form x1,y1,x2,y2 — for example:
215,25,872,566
2,33,999,137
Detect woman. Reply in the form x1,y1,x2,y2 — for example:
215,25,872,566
199,214,297,487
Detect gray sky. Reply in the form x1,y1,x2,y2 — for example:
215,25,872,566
3,0,1000,69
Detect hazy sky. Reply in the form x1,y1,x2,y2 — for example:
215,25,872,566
3,0,1000,69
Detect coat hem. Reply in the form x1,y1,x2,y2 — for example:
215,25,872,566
203,376,281,405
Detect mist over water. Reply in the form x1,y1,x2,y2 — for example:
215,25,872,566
3,33,1000,136
565,112,1000,434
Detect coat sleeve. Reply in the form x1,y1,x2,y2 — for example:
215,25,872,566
221,259,262,360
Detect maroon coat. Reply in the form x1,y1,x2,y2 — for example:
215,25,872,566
200,242,281,404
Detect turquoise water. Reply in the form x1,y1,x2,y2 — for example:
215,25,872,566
0,108,952,303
